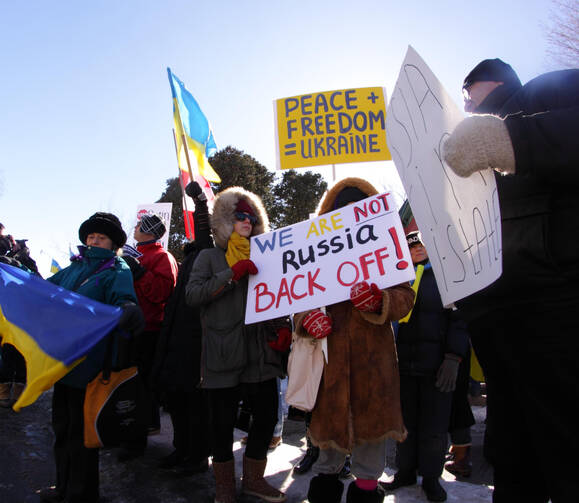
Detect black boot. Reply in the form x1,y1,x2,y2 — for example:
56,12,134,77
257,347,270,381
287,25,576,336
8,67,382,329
294,445,319,474
307,473,343,503
379,470,417,491
421,477,447,502
346,481,385,502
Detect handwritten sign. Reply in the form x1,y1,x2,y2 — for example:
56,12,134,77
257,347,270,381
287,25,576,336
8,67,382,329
245,192,415,324
274,87,392,171
386,46,502,306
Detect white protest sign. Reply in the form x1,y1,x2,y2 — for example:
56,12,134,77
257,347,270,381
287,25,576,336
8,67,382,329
386,46,502,306
245,192,415,324
134,202,173,250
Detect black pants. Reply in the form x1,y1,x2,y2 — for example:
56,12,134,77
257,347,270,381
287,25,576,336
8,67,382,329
52,383,99,503
469,305,579,503
0,343,26,383
124,330,160,451
165,389,211,462
396,374,453,479
448,350,475,443
207,379,278,463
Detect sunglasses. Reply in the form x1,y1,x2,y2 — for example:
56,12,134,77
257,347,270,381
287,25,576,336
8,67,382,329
234,212,257,225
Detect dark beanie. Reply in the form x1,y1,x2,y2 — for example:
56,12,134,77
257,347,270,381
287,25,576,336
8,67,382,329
78,212,127,248
334,186,368,209
463,58,521,89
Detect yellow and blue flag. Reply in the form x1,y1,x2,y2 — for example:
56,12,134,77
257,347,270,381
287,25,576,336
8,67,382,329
167,68,221,183
50,258,62,274
0,262,122,411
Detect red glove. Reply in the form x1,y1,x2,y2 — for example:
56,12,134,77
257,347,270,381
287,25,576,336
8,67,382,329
231,259,258,281
302,310,332,339
268,327,292,352
350,281,382,312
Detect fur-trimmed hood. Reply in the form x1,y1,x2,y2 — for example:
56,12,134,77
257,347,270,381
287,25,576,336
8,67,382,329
317,177,379,215
210,186,269,249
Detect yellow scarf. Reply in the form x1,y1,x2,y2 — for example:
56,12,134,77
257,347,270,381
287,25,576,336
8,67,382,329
225,231,250,267
398,264,425,324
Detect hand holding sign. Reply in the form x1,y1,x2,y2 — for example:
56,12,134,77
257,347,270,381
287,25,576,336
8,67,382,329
231,259,258,282
350,281,382,313
443,115,516,177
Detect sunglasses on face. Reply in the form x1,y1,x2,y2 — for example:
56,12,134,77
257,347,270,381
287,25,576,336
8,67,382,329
234,212,257,225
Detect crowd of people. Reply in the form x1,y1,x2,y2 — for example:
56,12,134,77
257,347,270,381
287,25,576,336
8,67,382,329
1,56,577,503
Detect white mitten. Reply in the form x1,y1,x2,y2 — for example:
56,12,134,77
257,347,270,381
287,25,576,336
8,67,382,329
443,115,515,177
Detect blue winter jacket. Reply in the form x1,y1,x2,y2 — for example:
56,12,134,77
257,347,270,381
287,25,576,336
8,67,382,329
47,246,137,388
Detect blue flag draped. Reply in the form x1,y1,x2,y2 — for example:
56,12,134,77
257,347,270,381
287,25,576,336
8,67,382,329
0,262,122,411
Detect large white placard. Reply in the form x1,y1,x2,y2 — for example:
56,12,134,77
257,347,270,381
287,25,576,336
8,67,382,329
245,192,415,324
386,46,502,306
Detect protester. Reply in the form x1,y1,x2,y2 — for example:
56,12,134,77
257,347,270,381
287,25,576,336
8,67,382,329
118,212,178,460
38,212,144,503
381,231,469,502
186,186,291,503
293,177,414,503
0,227,39,407
151,181,212,474
443,59,579,502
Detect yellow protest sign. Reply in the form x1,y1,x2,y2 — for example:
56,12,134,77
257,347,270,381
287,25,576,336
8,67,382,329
274,87,391,170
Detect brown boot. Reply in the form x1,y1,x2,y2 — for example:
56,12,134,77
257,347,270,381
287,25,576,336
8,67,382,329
0,382,12,408
212,459,236,503
242,456,286,502
444,445,472,477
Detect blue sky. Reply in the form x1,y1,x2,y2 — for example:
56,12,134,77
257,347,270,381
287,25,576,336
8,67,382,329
0,0,561,276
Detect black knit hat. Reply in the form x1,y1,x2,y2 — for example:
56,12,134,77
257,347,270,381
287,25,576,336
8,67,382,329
78,212,127,248
139,213,167,239
463,58,521,90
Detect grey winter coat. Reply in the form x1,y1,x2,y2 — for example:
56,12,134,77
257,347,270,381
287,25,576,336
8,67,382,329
185,187,287,389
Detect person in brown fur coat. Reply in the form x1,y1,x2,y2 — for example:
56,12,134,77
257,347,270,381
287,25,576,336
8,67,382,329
293,177,414,503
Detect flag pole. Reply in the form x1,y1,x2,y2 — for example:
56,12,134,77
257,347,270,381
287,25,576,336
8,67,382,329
172,129,194,240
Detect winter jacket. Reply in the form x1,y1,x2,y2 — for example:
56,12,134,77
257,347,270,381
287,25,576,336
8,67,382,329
133,242,178,331
293,177,414,453
47,246,137,388
396,264,469,376
185,187,288,389
457,69,579,320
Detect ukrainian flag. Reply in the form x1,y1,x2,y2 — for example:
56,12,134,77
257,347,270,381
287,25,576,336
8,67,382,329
50,258,62,274
0,263,122,411
167,68,221,183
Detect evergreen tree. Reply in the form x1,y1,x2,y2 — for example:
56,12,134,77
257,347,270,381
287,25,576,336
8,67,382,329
271,170,327,228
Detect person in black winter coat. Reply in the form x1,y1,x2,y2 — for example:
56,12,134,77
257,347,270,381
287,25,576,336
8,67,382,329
444,59,579,503
382,231,469,502
151,181,213,474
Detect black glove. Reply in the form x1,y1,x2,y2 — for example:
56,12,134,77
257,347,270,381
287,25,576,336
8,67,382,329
123,256,146,281
435,354,461,392
118,302,145,336
185,181,207,204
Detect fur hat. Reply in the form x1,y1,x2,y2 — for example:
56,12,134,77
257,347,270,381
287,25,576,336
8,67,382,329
139,213,167,239
463,58,521,90
78,212,127,248
210,187,269,249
